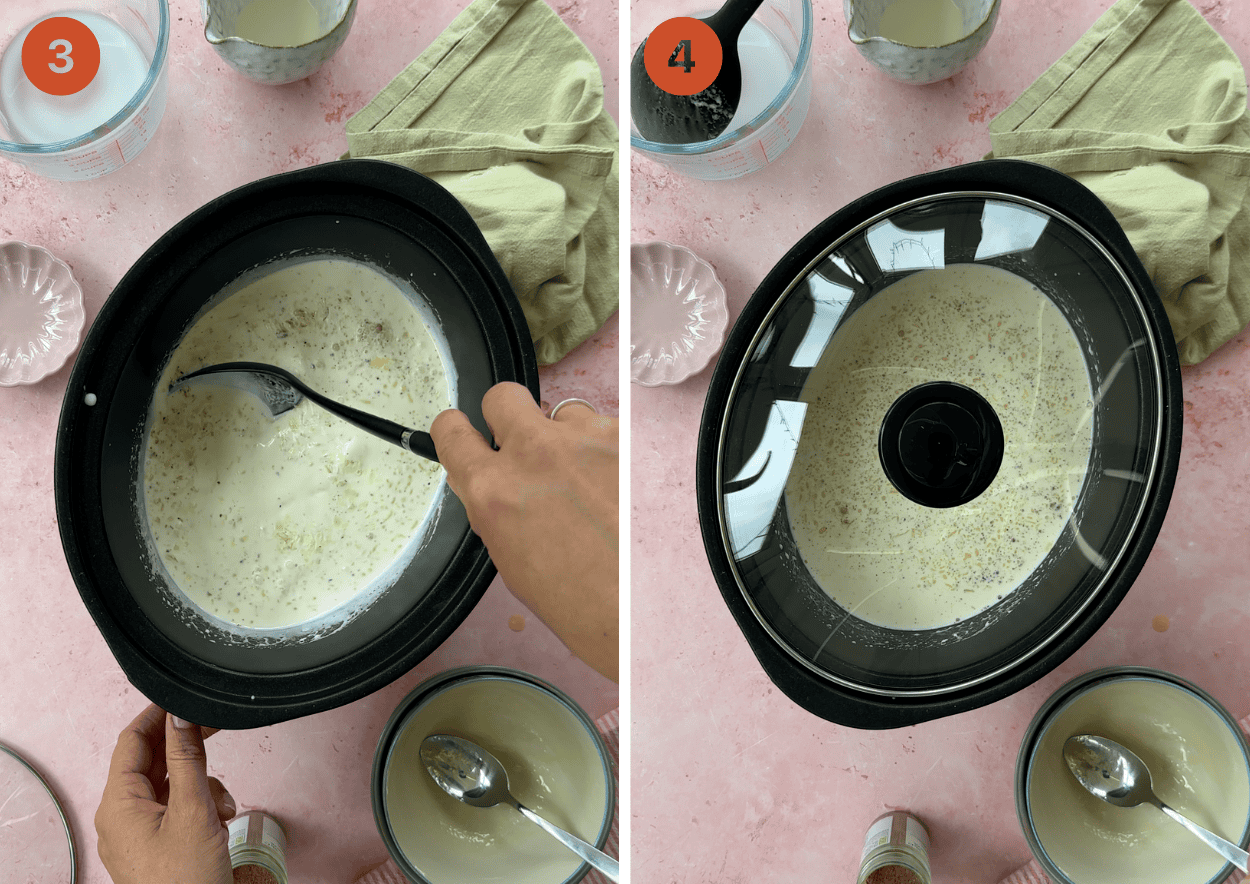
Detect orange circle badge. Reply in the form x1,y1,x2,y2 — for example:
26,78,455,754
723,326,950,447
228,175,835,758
22,17,102,97
642,17,724,96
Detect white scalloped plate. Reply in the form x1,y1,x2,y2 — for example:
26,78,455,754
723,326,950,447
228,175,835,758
631,241,728,387
0,242,85,387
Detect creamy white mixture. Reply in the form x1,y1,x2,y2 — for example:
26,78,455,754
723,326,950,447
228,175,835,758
877,0,966,47
386,679,608,884
235,0,324,47
786,264,1094,630
1028,679,1249,883
143,259,450,630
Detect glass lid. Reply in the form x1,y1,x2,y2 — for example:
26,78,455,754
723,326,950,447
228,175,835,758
0,744,76,883
713,192,1169,698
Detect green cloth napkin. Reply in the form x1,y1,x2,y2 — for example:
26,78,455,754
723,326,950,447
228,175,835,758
986,0,1250,365
345,0,619,366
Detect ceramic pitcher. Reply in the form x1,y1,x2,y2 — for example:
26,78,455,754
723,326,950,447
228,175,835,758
202,0,356,85
845,0,1000,85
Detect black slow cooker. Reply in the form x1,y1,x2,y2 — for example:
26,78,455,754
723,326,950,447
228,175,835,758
54,160,538,729
696,160,1183,729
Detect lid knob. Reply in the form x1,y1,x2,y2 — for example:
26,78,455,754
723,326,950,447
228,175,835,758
878,382,1004,508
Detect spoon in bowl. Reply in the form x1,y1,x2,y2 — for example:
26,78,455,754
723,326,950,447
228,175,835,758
419,734,619,883
630,0,766,144
1063,734,1249,872
169,361,439,462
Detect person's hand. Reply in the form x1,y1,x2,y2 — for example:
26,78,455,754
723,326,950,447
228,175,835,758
96,704,235,884
431,382,619,682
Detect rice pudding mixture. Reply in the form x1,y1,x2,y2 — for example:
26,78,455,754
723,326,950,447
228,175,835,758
143,259,450,629
786,264,1094,630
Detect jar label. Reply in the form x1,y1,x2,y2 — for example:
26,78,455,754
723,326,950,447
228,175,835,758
260,814,287,856
227,815,249,850
904,815,930,853
860,815,895,863
227,812,287,859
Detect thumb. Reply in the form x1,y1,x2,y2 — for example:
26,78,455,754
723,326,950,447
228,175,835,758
430,408,495,495
165,714,216,820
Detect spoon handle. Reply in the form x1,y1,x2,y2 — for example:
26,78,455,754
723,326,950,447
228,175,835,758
705,0,768,40
1157,801,1250,872
297,382,440,462
515,802,620,882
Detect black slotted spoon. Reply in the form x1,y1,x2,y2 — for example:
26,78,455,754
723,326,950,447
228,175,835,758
630,0,767,144
169,361,439,462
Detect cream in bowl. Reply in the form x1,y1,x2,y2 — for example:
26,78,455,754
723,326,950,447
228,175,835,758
373,667,614,884
1017,667,1250,884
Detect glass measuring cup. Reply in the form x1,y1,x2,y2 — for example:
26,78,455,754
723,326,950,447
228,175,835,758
630,0,813,181
0,0,170,181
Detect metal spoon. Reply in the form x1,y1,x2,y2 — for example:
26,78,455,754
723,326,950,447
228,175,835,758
1064,734,1249,872
169,361,439,462
629,0,767,144
419,734,619,883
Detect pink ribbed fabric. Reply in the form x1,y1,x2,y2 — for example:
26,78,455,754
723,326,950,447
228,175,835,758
583,707,620,884
357,708,620,884
999,714,1250,884
999,860,1053,884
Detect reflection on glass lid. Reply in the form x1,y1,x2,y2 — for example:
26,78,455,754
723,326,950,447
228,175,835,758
715,194,1166,697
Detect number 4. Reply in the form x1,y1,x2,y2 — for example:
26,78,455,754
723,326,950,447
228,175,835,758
668,39,694,73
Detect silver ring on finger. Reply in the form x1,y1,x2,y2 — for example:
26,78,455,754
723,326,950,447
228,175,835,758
549,398,598,420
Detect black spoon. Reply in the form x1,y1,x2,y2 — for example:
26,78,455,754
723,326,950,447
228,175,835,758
630,0,767,144
169,361,440,463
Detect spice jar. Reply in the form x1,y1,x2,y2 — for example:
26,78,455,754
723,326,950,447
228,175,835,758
228,811,288,884
856,810,932,884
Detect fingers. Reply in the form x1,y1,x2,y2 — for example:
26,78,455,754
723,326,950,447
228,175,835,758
430,408,495,494
206,776,237,823
164,714,216,821
104,704,165,800
482,382,544,443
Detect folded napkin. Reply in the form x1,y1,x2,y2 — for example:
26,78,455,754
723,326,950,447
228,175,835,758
345,0,619,366
986,0,1250,365
354,707,620,884
998,712,1250,884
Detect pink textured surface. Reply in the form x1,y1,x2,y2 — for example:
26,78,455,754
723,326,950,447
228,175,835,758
0,1,617,882
629,2,1250,883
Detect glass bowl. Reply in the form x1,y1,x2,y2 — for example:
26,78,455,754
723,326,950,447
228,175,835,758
629,0,813,180
0,0,170,180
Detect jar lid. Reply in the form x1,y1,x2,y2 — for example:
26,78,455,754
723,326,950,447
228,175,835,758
700,165,1180,715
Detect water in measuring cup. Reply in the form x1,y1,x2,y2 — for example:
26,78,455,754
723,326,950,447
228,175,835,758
0,11,149,145
722,18,793,134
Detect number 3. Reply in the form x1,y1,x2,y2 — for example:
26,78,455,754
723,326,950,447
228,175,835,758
48,38,74,74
